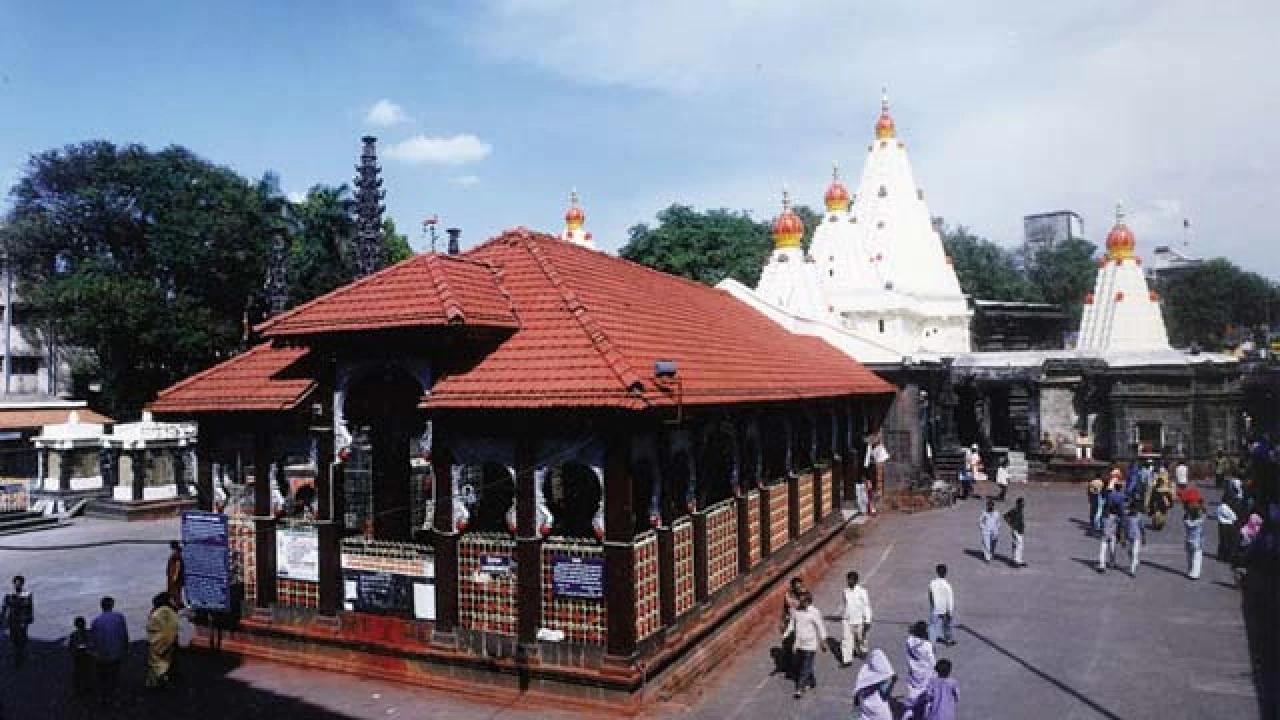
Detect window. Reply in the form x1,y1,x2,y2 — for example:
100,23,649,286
878,319,885,333
11,357,39,375
878,185,887,198
546,463,600,538
460,462,515,534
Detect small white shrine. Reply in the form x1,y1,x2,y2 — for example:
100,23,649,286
1077,205,1172,355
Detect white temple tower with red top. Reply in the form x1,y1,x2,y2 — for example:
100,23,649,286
754,190,825,318
1077,204,1171,354
560,190,594,248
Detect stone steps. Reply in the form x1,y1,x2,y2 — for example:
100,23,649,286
85,496,196,522
0,511,61,536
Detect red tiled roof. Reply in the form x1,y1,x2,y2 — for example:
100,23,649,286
257,253,518,338
425,229,894,409
0,408,112,430
148,343,315,414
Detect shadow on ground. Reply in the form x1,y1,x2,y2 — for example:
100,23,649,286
1240,565,1280,719
0,636,354,720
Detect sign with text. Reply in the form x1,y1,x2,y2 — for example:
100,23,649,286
550,554,605,600
276,526,320,582
180,511,230,612
479,554,515,577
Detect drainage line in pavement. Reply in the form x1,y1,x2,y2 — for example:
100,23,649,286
0,539,171,551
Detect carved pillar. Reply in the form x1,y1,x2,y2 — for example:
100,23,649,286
604,432,638,658
692,510,709,604
315,430,341,616
430,444,459,644
514,436,542,652
759,485,773,557
787,474,800,541
131,448,146,502
252,432,278,608
58,447,72,492
657,525,675,628
196,444,214,512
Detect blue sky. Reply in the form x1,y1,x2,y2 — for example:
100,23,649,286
2,1,1278,277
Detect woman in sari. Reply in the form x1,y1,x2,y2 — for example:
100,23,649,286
145,592,179,688
853,648,897,720
1150,473,1175,531
902,621,936,718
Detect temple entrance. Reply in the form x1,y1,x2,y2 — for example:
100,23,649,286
345,366,424,541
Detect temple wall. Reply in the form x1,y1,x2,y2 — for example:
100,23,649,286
1037,383,1079,455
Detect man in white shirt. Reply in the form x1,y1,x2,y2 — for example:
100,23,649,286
781,592,828,698
837,571,872,666
1175,461,1189,488
864,434,890,516
928,564,955,646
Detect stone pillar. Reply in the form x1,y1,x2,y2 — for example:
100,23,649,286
131,449,146,502
514,437,542,654
692,510,709,604
174,447,189,497
759,485,773,557
196,446,214,512
735,493,751,574
315,431,341,616
787,474,800,541
603,433,638,659
430,445,459,645
58,448,72,492
657,525,676,627
252,433,277,608
812,465,823,524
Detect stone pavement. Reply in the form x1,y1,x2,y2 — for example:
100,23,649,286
656,483,1260,719
0,488,1262,719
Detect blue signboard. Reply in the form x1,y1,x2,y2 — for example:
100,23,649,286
551,555,605,600
480,554,515,576
181,511,231,612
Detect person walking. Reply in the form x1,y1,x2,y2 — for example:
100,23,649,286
1004,497,1027,567
852,648,897,720
1087,475,1105,533
1,575,33,667
960,444,980,500
979,500,1002,563
776,576,806,677
146,592,180,688
1216,499,1239,562
68,616,94,697
1150,472,1175,531
166,541,186,608
781,591,827,698
902,621,936,716
995,457,1010,502
1122,500,1145,577
837,571,872,665
1214,450,1232,489
89,596,129,707
1184,503,1206,580
1096,499,1120,572
864,434,889,516
914,658,960,720
927,565,955,646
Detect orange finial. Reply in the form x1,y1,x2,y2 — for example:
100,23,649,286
1105,202,1135,259
564,189,585,231
772,188,804,250
875,86,896,140
824,163,851,212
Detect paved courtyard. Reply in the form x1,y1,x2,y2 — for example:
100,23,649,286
0,485,1263,718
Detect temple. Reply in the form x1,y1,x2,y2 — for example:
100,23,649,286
150,228,893,702
560,190,594,249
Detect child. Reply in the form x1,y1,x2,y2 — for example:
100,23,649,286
914,657,959,720
69,616,93,696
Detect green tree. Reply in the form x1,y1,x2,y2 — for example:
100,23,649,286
1027,237,1099,324
1157,258,1277,349
935,219,1036,301
382,217,413,264
3,141,273,416
286,184,357,303
620,204,772,286
620,203,822,287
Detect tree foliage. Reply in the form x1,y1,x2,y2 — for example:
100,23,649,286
3,142,273,416
937,220,1037,302
1026,237,1099,324
1157,258,1278,349
619,203,820,287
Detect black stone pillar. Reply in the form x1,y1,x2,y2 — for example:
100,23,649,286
657,526,675,627
196,446,214,512
787,474,800,541
514,437,542,652
131,449,146,502
692,511,709,604
252,433,277,608
430,445,459,645
58,449,72,492
603,433,638,658
316,433,341,616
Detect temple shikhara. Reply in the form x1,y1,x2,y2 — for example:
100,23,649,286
149,98,1241,701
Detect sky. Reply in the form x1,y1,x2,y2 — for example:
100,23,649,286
1,0,1278,276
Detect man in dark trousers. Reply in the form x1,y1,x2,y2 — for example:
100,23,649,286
89,596,129,707
1,575,33,666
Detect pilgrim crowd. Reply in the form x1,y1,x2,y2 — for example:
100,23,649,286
777,434,1280,719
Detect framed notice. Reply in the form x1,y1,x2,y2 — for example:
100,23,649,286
180,511,230,612
550,555,605,600
276,526,320,582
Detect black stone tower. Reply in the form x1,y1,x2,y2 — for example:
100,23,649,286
354,136,386,277
264,225,289,317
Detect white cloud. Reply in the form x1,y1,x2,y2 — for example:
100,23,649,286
449,175,481,186
453,0,1280,276
364,99,410,127
383,134,492,165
